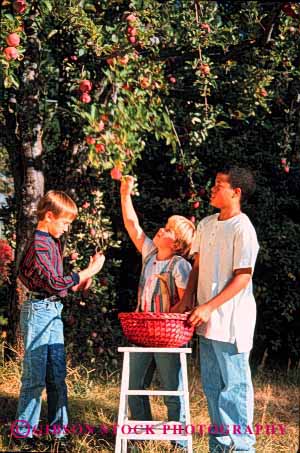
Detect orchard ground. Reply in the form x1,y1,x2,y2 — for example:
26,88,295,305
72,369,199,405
0,355,298,453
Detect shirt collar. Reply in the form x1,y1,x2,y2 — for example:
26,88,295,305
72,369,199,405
35,230,51,237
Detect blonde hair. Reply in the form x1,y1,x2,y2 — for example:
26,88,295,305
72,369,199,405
37,190,78,221
167,215,195,257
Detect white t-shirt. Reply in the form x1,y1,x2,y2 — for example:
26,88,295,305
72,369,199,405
141,236,192,311
190,213,259,352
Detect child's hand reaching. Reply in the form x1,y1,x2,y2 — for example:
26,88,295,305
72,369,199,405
72,252,105,292
120,175,135,196
90,251,105,274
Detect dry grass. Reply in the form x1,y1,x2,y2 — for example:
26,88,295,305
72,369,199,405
0,356,299,453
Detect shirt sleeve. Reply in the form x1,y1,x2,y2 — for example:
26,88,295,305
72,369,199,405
173,258,192,289
141,236,157,261
233,225,259,272
190,220,203,256
34,246,79,293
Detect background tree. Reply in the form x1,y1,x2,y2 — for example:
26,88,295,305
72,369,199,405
1,0,299,369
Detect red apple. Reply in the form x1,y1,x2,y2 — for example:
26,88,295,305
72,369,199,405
13,0,27,14
110,167,122,180
126,14,137,22
101,114,109,122
79,79,92,93
4,47,19,60
200,63,210,76
259,88,267,97
129,36,136,44
281,158,287,165
6,33,20,47
80,93,91,103
122,83,132,91
70,55,78,61
189,216,196,223
193,201,200,209
82,201,90,209
169,76,176,84
86,136,96,145
284,165,290,173
106,58,115,66
140,77,150,89
281,3,298,18
95,143,105,153
127,26,137,36
118,54,129,65
201,23,211,33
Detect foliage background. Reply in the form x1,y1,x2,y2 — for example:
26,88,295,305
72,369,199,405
0,0,299,370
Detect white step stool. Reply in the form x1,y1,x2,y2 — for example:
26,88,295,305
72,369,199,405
115,347,193,452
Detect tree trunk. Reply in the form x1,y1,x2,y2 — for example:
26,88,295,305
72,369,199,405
6,6,45,355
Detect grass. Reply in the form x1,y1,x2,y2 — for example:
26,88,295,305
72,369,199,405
0,355,299,453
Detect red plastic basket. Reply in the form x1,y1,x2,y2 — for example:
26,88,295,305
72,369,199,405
118,312,195,347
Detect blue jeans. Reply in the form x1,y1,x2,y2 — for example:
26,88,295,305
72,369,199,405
14,299,68,438
199,337,255,453
128,351,186,448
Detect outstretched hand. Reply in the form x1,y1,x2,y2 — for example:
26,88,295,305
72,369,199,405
120,175,135,196
89,251,105,274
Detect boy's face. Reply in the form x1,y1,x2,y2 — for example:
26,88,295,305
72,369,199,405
46,212,73,238
153,220,176,252
210,173,240,209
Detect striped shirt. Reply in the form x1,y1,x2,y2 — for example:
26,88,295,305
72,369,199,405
19,230,79,298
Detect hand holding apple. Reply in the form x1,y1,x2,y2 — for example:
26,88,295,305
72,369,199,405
120,175,135,196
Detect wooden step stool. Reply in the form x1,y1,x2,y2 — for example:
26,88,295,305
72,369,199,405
115,347,193,452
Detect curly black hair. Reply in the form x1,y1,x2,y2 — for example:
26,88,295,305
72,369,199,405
218,166,256,202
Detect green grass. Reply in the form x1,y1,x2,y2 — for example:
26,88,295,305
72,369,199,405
0,357,299,452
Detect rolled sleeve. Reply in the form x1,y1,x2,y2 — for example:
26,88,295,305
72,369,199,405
141,236,156,261
233,227,259,272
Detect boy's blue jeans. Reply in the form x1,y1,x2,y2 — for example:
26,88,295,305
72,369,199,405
199,336,256,453
14,299,68,439
128,351,187,447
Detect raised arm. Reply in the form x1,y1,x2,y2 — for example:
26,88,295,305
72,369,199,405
120,176,145,253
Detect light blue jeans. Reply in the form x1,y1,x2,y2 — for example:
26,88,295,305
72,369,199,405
14,299,68,438
199,337,255,453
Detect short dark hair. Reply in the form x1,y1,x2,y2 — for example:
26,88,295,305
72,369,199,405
218,166,256,202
